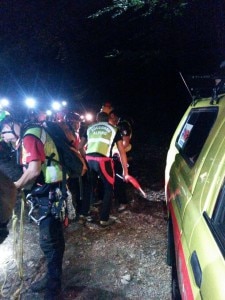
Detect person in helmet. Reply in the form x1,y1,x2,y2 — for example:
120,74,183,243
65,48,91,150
78,111,130,226
62,112,82,148
0,111,65,299
59,111,88,218
0,111,20,145
108,110,133,212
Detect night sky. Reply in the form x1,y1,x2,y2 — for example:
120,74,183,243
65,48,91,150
0,0,224,138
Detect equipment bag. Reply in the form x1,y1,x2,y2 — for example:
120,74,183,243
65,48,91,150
42,121,83,178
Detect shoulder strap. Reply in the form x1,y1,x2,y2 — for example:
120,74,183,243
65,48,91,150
23,126,47,144
23,126,60,167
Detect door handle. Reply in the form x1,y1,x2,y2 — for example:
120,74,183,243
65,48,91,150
190,250,202,288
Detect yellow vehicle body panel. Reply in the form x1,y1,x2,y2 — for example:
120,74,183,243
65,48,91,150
165,94,225,299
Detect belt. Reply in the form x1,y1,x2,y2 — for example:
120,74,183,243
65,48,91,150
86,155,112,161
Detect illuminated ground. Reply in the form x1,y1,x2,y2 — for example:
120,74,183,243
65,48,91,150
0,142,171,300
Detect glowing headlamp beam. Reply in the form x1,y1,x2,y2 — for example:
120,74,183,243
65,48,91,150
25,97,36,109
0,98,9,107
46,110,52,116
52,101,61,111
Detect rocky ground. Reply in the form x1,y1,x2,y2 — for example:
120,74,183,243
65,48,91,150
0,138,172,300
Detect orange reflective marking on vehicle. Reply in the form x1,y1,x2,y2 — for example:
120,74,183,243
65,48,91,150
169,202,194,300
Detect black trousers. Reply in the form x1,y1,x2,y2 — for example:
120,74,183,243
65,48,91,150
67,176,82,214
39,215,65,294
86,158,114,221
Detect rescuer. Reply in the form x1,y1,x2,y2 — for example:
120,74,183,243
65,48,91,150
78,111,130,226
59,112,88,218
109,110,133,212
0,111,66,299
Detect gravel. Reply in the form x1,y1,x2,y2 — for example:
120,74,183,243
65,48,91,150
0,141,172,300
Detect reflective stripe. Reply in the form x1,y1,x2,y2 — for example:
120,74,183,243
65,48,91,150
86,155,112,162
169,200,194,300
86,122,118,157
88,137,111,144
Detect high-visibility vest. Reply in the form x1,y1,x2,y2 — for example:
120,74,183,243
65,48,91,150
86,122,118,157
22,127,63,183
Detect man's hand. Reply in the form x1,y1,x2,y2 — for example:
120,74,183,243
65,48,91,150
123,174,130,183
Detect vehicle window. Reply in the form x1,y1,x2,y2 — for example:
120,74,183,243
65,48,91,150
204,181,225,258
176,107,218,167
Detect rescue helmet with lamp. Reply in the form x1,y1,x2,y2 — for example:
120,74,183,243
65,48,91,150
0,111,13,130
100,102,114,114
23,110,39,125
0,110,20,141
64,112,82,124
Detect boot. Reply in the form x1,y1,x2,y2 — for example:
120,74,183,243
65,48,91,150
44,277,62,299
44,288,62,300
30,275,48,292
100,218,115,227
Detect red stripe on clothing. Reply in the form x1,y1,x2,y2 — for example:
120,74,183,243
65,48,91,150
86,155,115,185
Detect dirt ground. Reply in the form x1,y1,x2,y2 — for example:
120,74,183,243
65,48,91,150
0,141,172,300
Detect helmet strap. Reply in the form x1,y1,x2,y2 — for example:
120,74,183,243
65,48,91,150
9,122,19,140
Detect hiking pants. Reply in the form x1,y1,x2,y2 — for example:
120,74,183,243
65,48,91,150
39,215,65,294
67,176,82,214
86,157,114,221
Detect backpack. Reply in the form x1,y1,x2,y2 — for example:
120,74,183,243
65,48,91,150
41,121,83,178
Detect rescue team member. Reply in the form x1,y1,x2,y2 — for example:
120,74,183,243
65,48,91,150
109,110,133,212
59,112,88,218
78,111,130,226
0,112,65,299
60,112,82,149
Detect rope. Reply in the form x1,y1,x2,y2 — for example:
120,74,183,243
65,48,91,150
16,191,25,278
12,209,18,261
